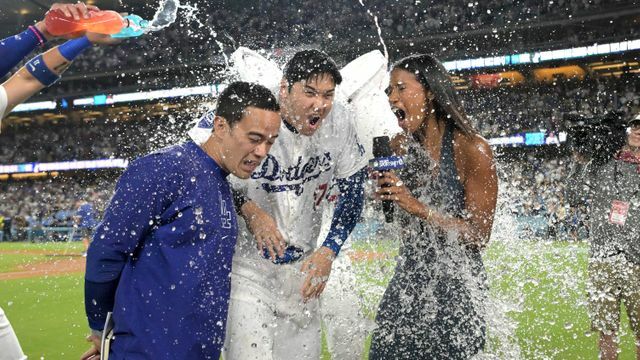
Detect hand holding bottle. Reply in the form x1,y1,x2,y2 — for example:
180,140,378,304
34,2,101,41
45,7,148,39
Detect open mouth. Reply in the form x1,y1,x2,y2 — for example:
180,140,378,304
392,108,406,122
243,159,259,171
309,115,321,127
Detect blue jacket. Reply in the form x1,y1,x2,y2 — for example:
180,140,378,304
85,141,238,359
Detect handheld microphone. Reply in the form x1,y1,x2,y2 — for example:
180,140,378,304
371,136,405,223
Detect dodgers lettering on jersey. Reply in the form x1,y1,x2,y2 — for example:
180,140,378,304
252,152,334,195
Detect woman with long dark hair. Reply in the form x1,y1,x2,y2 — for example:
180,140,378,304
369,54,498,359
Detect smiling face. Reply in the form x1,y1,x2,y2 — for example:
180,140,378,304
387,68,432,134
213,106,281,179
279,74,336,136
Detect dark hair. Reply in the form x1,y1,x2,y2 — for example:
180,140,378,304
283,50,342,90
392,54,476,137
215,81,280,127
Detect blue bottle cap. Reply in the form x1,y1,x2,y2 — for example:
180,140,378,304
112,14,148,39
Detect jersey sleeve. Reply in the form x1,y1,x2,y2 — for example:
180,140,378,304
84,154,180,330
333,105,369,179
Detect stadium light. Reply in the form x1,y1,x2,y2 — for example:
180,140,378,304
443,38,640,71
0,159,129,174
11,101,57,112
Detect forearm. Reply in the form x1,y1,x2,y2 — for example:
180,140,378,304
85,278,119,331
0,25,48,77
239,199,261,222
84,238,127,330
411,201,487,248
2,37,92,115
321,168,366,255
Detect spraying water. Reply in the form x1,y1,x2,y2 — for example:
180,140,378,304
147,0,181,32
357,0,389,60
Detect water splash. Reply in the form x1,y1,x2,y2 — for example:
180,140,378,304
147,0,181,32
357,0,389,60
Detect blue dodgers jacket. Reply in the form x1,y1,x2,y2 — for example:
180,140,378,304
85,141,238,359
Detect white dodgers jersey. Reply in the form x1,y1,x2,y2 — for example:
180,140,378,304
232,99,368,256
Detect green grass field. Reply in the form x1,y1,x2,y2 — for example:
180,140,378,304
0,240,638,359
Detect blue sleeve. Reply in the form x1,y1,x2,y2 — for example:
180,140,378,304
0,28,44,78
321,167,367,255
84,155,180,330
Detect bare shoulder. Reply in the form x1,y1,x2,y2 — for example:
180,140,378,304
455,132,494,165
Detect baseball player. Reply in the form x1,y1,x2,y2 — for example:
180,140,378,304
222,49,368,360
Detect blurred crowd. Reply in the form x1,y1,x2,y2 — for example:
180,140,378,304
2,0,634,79
0,177,114,240
0,116,191,164
499,153,589,241
465,75,640,137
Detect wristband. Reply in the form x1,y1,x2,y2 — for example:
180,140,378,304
27,26,46,47
26,54,60,86
58,36,92,61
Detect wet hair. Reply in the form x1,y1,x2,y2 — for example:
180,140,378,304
392,54,476,137
283,50,342,90
215,81,280,127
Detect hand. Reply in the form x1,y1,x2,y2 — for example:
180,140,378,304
241,201,285,260
49,2,99,21
374,170,422,215
80,333,101,360
300,246,335,302
86,32,123,46
36,2,101,41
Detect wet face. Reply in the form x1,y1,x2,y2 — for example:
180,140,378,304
280,74,336,136
387,68,432,134
629,121,640,148
216,107,281,179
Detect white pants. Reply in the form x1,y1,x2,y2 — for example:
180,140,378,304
0,307,26,360
223,256,321,360
223,251,367,360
